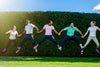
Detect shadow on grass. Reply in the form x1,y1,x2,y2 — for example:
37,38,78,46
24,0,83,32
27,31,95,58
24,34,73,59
0,56,100,63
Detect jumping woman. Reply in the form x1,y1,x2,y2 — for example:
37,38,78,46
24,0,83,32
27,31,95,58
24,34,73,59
2,26,21,53
81,21,100,54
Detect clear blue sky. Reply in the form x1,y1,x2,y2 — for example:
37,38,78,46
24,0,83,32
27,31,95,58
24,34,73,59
0,0,100,13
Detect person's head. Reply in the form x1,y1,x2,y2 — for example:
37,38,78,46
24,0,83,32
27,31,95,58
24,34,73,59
48,20,53,25
69,22,74,27
26,20,30,25
13,25,16,31
90,21,96,26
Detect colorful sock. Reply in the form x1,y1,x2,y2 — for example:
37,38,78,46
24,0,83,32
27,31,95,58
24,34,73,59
57,44,60,48
80,44,83,48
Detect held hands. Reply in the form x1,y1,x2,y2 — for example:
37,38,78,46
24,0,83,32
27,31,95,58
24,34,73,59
58,33,61,36
81,35,85,38
37,31,40,34
18,34,22,37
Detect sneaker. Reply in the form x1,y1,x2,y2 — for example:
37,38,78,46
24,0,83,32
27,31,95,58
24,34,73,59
96,49,99,54
16,49,20,54
58,47,62,51
2,48,7,53
81,49,84,55
81,51,83,55
33,47,38,53
17,47,21,50
80,44,83,49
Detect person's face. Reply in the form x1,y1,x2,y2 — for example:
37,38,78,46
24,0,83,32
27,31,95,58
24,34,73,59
70,23,74,27
90,22,94,26
13,26,16,31
49,21,53,25
26,22,28,25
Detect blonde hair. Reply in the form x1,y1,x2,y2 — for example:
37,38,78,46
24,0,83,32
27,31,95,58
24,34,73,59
13,25,16,31
26,20,30,23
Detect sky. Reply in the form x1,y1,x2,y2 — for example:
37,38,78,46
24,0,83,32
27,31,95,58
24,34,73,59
0,0,100,13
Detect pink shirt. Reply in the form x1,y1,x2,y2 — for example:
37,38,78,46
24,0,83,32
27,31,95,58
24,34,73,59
43,24,55,35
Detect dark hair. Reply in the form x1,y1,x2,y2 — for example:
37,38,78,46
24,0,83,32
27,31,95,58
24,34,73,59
91,21,96,25
69,21,73,25
48,20,53,23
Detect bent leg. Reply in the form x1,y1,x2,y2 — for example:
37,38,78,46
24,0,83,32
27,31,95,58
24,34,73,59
93,37,100,48
60,35,70,47
29,35,35,46
84,36,92,47
37,35,47,45
20,35,28,47
49,35,58,45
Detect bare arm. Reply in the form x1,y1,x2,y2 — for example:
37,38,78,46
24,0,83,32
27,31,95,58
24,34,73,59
38,29,44,34
53,29,58,34
58,29,65,35
98,28,100,31
16,33,21,37
77,30,83,36
20,30,26,36
83,30,89,37
5,31,10,34
34,26,39,32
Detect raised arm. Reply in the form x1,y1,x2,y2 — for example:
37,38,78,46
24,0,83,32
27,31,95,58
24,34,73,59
58,29,65,35
5,31,10,34
53,29,58,35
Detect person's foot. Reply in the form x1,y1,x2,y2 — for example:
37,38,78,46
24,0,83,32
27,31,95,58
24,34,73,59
96,49,99,54
17,47,21,50
16,49,20,53
58,47,62,51
2,48,7,53
80,44,83,49
34,45,38,53
33,47,38,53
81,51,83,55
81,49,84,55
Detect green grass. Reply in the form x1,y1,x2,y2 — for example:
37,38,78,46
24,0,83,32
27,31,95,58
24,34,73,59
0,56,100,67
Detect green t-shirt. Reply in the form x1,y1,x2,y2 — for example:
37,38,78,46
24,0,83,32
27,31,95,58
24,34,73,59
64,26,79,36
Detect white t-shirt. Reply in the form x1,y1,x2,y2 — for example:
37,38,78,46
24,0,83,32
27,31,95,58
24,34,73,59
88,26,99,36
43,24,55,35
9,30,18,40
25,23,35,34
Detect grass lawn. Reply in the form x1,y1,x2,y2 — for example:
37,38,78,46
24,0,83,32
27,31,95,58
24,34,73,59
0,56,100,67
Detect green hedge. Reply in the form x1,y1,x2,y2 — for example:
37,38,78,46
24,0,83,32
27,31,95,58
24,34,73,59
0,11,100,57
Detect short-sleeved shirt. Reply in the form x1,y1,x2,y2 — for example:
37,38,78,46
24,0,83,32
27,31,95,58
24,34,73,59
9,30,18,40
43,24,55,35
64,26,79,36
88,26,99,36
25,23,35,34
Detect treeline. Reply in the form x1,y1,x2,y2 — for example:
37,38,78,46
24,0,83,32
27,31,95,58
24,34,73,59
0,11,100,57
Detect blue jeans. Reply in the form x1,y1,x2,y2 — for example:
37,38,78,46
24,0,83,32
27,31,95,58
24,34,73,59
60,35,82,46
20,34,35,46
38,35,58,45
